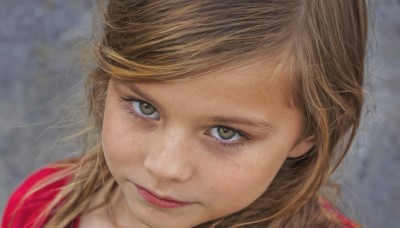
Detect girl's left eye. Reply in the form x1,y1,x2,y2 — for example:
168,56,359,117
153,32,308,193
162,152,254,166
209,126,243,143
131,100,160,120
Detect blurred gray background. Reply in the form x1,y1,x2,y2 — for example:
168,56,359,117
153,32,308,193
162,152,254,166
0,0,399,227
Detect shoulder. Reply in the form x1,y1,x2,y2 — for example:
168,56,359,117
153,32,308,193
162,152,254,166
1,165,69,228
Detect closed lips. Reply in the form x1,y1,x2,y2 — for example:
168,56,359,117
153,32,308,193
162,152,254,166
135,184,192,208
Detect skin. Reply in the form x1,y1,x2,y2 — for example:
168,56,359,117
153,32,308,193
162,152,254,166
81,61,314,228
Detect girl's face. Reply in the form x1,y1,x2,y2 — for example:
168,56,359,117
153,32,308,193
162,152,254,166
102,61,314,227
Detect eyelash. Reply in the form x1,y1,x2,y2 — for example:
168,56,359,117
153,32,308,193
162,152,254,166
119,95,252,149
120,96,155,121
212,130,249,149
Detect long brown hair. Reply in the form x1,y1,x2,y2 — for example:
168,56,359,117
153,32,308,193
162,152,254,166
20,0,368,227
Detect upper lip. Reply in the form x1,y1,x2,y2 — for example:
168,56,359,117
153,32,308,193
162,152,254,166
137,184,191,204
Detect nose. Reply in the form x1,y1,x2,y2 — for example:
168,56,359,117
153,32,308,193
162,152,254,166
143,128,194,182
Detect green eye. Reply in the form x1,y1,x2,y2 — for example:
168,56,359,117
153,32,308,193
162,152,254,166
217,127,237,140
132,100,160,119
139,102,156,115
209,126,242,142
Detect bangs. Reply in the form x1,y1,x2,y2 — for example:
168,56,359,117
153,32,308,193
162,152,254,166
96,0,303,82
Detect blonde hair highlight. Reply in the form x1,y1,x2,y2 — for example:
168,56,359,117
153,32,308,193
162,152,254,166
9,0,368,227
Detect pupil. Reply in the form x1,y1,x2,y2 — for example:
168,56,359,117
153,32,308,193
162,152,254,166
139,102,155,115
218,127,235,140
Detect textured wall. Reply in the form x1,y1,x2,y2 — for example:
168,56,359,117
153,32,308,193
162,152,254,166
1,1,399,227
0,0,94,214
340,1,400,227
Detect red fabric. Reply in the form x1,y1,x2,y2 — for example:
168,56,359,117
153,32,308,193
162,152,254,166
1,166,80,228
2,166,358,228
321,201,361,228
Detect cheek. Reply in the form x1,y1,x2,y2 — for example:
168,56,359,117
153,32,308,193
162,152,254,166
102,104,144,177
206,154,286,215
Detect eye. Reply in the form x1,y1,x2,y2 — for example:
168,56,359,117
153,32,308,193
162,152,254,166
131,100,160,120
209,126,242,142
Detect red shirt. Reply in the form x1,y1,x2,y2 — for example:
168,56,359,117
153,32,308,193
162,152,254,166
2,166,359,228
1,166,80,228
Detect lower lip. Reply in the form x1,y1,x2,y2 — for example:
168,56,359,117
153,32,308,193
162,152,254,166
136,185,192,209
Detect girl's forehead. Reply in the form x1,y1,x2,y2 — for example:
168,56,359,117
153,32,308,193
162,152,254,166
192,58,295,107
115,58,294,109
117,55,290,90
112,53,297,110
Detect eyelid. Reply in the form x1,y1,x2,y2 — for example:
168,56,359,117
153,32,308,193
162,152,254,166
132,100,160,119
119,96,160,121
219,126,251,140
120,95,141,103
118,83,163,114
206,126,252,149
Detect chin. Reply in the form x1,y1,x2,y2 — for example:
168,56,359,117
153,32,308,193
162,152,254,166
137,216,202,228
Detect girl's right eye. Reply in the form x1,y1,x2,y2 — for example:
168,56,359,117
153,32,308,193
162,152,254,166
130,100,160,120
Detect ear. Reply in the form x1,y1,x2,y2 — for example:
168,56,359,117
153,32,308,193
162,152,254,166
288,135,315,158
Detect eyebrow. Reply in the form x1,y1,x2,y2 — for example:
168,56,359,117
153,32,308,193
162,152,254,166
119,82,276,133
119,82,162,110
207,116,276,133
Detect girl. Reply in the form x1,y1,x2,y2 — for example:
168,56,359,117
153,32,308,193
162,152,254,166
2,0,367,227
